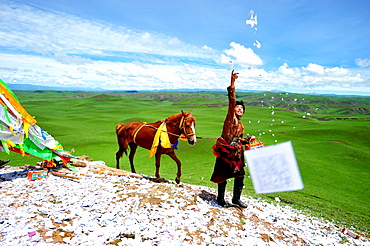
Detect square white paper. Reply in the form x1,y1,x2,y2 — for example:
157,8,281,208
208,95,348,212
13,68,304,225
244,141,304,194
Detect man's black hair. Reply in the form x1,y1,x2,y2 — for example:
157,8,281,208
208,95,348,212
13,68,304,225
236,100,245,112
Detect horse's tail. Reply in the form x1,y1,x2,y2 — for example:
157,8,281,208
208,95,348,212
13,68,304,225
116,123,128,156
116,123,125,133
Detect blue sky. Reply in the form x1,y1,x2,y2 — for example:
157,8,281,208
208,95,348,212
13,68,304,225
1,0,370,95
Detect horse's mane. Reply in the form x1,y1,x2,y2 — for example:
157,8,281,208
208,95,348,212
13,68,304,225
164,112,183,122
151,112,182,124
153,111,193,124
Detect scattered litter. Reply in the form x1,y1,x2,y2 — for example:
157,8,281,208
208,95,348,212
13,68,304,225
245,138,265,151
50,171,82,180
0,163,368,245
342,228,360,239
27,170,47,181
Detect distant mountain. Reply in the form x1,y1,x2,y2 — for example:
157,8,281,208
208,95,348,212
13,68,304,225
8,83,264,93
6,83,369,97
8,83,106,92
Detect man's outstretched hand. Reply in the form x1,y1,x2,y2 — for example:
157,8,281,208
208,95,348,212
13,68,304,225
231,70,239,86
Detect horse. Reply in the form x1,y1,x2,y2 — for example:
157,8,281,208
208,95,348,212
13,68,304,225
115,110,196,184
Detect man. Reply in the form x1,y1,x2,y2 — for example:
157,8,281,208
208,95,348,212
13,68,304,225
210,70,250,208
0,159,11,168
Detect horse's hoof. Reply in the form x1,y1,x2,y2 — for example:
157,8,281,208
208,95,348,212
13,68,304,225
175,178,180,184
156,178,165,183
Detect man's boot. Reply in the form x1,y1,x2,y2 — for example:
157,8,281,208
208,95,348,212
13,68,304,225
232,177,248,208
217,181,227,207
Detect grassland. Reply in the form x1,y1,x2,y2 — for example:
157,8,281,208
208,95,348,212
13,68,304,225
7,90,370,235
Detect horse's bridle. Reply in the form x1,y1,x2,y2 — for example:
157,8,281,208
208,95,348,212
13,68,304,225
140,116,195,139
179,116,195,139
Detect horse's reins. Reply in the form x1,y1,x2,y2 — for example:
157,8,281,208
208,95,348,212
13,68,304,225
145,125,182,137
133,116,194,143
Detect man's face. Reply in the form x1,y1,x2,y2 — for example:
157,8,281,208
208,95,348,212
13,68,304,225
234,105,244,117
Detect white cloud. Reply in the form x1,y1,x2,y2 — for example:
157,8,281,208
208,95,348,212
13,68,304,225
66,71,83,79
0,2,369,95
271,63,367,89
303,63,325,75
278,63,299,76
355,58,370,68
77,67,88,74
202,45,213,51
219,54,232,64
1,51,369,93
325,67,351,77
0,2,213,60
221,42,263,67
0,53,227,90
53,53,93,65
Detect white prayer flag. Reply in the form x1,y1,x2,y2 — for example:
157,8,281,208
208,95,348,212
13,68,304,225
245,141,304,194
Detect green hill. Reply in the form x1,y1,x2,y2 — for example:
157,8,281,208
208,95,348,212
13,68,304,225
7,90,370,235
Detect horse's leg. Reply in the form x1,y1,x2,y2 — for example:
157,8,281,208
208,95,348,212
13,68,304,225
116,146,125,169
128,142,138,173
115,123,127,170
154,152,163,181
167,151,182,184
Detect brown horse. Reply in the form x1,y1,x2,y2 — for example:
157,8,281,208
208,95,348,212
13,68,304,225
115,110,196,184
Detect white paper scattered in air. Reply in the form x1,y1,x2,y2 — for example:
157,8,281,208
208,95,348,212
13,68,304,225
253,40,261,49
246,10,258,28
245,141,304,194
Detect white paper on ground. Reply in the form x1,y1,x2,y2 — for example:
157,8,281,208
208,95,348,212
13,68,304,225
245,141,304,194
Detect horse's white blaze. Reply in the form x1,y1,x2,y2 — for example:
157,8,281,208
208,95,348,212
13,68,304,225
191,122,197,143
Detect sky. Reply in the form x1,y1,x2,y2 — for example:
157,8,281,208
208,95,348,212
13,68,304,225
1,0,370,95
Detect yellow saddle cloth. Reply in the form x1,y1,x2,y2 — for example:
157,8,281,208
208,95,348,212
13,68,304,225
149,122,171,158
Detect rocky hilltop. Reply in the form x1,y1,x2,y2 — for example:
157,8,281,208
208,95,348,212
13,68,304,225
0,164,367,246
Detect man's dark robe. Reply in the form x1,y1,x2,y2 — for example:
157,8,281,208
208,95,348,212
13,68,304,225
210,85,245,183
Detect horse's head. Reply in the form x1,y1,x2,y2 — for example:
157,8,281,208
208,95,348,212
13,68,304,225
180,110,197,145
